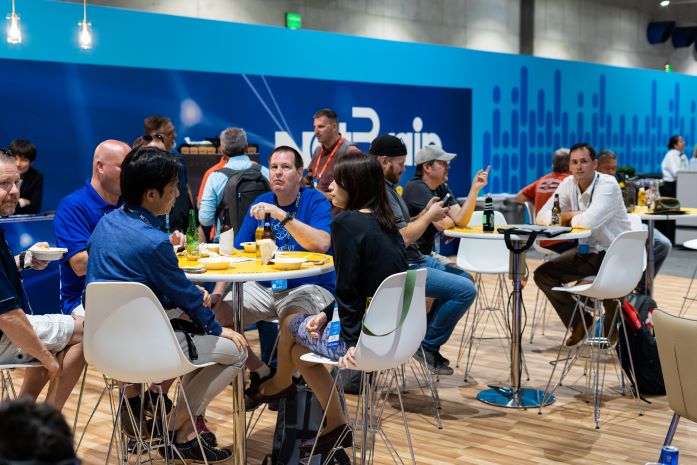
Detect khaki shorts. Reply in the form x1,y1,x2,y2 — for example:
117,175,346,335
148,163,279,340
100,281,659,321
225,282,334,327
0,314,75,364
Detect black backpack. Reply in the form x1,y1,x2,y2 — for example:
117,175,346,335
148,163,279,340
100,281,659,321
262,383,349,465
215,165,270,233
617,293,666,397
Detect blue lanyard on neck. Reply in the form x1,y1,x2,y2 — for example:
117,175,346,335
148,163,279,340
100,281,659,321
124,206,154,228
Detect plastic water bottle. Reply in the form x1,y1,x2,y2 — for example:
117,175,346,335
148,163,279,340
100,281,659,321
327,303,341,349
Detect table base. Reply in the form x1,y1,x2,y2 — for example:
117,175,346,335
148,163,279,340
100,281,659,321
477,386,555,409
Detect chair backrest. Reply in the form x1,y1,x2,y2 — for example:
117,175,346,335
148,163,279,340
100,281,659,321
627,213,647,271
467,210,507,228
653,309,697,423
524,201,536,225
576,230,648,299
354,269,427,372
84,282,206,383
456,210,509,274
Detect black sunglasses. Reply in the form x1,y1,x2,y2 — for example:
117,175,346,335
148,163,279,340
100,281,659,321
142,134,165,143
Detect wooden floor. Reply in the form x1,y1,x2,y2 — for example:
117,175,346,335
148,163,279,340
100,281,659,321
13,258,697,464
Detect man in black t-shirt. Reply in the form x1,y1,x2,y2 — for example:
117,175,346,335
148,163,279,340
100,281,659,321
403,145,489,257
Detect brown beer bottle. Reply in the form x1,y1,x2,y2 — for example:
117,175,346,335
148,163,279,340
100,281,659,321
551,193,561,226
261,212,275,241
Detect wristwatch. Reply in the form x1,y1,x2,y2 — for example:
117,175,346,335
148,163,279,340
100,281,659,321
19,250,32,269
280,212,294,227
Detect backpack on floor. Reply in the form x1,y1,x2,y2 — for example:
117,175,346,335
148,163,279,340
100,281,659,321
261,383,349,465
216,165,270,233
617,293,666,397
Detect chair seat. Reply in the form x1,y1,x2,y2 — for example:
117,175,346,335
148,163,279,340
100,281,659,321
0,362,42,369
460,264,509,274
684,239,697,251
300,352,339,367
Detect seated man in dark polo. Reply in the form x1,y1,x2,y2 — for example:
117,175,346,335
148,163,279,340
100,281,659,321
86,147,247,462
0,149,84,412
212,145,335,397
403,144,489,259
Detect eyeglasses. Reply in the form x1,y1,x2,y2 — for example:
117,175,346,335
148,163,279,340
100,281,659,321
142,134,165,143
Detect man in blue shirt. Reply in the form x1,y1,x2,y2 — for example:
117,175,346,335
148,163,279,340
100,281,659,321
212,146,335,393
199,127,270,233
86,147,247,462
54,140,130,316
0,150,84,412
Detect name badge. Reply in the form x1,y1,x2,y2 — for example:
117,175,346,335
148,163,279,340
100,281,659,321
271,279,288,291
578,237,590,255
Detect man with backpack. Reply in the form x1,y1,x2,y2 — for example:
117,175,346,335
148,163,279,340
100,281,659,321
199,127,270,237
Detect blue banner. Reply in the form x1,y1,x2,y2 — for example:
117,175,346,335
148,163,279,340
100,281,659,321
0,58,472,209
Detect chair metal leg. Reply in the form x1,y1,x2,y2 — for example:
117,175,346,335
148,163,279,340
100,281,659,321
458,273,512,381
679,263,697,317
408,349,443,429
662,413,681,450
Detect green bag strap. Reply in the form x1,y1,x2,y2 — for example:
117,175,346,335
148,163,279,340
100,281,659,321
361,269,417,337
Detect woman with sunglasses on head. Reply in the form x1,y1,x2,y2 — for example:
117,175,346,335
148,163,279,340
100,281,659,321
247,152,407,454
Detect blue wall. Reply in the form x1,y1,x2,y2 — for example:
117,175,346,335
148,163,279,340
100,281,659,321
2,0,696,208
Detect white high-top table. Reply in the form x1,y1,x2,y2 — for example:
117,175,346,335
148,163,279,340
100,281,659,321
445,225,590,408
633,206,697,297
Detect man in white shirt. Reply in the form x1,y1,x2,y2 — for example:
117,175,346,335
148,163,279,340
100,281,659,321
534,142,631,347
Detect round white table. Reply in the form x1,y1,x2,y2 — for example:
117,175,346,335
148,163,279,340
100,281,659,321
182,252,334,465
633,207,697,297
445,225,590,409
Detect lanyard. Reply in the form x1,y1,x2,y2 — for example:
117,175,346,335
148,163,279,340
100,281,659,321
273,190,303,249
575,173,599,211
311,137,344,180
124,205,154,228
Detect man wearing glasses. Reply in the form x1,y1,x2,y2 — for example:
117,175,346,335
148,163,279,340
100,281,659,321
0,150,85,412
403,145,489,258
144,115,195,235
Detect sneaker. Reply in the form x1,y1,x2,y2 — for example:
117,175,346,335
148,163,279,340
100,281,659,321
120,396,143,438
144,390,173,416
565,316,593,347
435,351,450,367
160,437,232,463
248,366,277,389
413,349,454,376
195,415,217,447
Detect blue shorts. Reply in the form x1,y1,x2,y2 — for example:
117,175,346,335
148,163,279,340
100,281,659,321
288,314,347,361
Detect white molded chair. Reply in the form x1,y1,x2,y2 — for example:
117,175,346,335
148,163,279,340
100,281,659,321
540,230,648,428
679,239,697,317
653,309,697,459
0,361,42,400
84,282,217,464
299,269,427,465
455,210,513,381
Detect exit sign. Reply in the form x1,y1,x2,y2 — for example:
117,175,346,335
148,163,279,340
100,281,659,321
286,12,302,30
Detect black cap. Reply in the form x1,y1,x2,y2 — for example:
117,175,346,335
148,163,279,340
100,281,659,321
368,134,407,157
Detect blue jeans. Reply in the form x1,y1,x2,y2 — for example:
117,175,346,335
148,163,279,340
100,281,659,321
409,255,477,353
637,228,672,292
